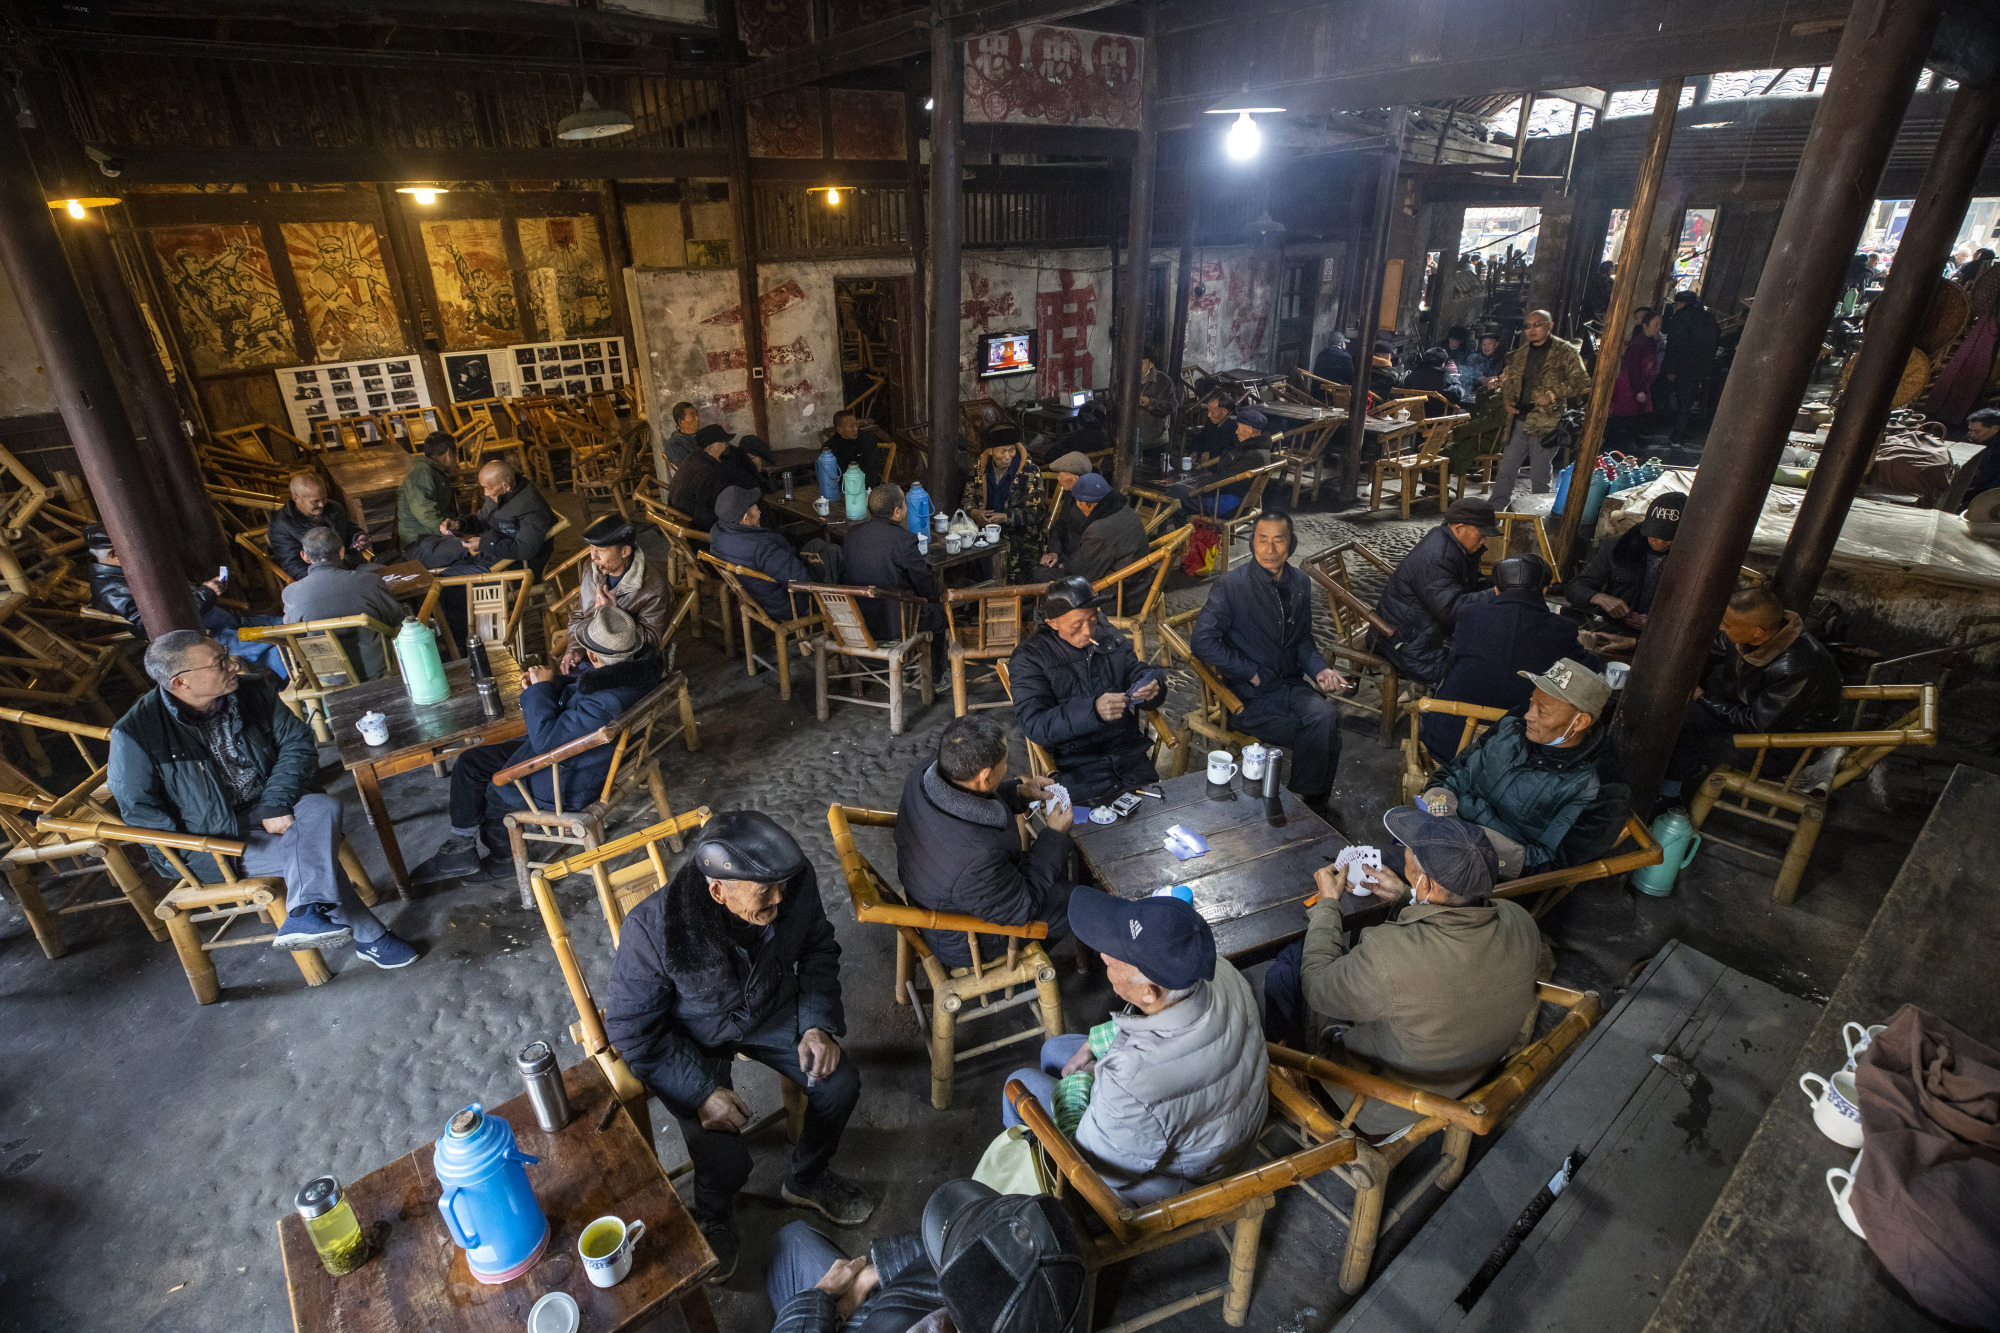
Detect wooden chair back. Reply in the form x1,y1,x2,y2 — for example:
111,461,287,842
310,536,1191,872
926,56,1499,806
797,583,924,653
431,568,532,659
1127,486,1183,536
942,582,1048,715
698,550,822,699
493,673,691,820
236,614,398,738
233,525,295,589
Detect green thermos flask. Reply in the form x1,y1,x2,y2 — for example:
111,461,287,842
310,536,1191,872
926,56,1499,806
394,617,451,705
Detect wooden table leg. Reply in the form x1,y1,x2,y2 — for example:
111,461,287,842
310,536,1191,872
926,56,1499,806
353,763,411,900
678,1285,722,1333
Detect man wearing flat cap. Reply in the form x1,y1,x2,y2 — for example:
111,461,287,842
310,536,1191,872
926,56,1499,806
1040,451,1098,569
605,809,868,1283
1048,472,1148,596
708,485,841,622
1370,497,1498,689
1008,575,1164,806
1262,806,1541,1133
561,514,677,672
1565,490,1685,648
1001,886,1268,1204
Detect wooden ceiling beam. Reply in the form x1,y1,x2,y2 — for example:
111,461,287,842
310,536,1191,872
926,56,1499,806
82,144,734,186
48,0,717,45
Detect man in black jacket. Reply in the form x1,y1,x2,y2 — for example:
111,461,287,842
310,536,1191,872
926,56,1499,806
434,461,556,578
708,486,842,622
1191,513,1347,806
1370,498,1496,688
1040,452,1096,568
1008,576,1164,806
842,484,941,650
85,525,290,680
1424,554,1598,761
826,409,887,486
1566,492,1683,642
1666,582,1843,789
1050,474,1148,598
895,714,1076,969
1661,291,1721,443
603,810,870,1281
1311,334,1354,388
267,472,368,581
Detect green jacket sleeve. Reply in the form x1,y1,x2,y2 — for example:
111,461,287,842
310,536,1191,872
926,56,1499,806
405,467,449,534
1298,896,1390,1025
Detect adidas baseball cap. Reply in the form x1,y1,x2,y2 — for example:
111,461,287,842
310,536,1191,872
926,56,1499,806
1067,885,1215,990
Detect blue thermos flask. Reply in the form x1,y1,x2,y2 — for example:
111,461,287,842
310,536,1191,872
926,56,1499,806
814,446,841,501
906,481,932,536
433,1103,548,1284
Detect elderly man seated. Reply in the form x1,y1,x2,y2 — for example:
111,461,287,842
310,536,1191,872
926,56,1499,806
669,424,761,529
410,607,663,884
1422,554,1600,761
1565,491,1684,648
604,810,870,1283
1192,512,1347,808
267,471,369,581
1040,451,1097,570
842,483,942,649
281,527,405,680
1370,497,1497,689
86,524,289,681
1421,657,1627,878
430,460,557,578
1261,806,1538,1132
1049,473,1147,591
108,630,415,967
826,409,888,487
560,515,676,672
1002,886,1267,1204
1008,576,1164,807
397,431,463,565
708,486,842,623
895,714,1075,969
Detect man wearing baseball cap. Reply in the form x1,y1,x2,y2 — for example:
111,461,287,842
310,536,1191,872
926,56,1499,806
1000,886,1268,1203
1048,470,1148,593
1008,576,1165,805
1566,490,1685,636
1261,805,1540,1134
1419,656,1630,878
1370,498,1497,688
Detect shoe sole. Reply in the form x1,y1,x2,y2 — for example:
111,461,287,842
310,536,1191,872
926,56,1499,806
357,949,418,969
271,928,352,950
704,1257,737,1285
780,1184,873,1227
410,864,481,885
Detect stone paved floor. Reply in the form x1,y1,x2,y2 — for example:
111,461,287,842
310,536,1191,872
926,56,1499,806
1,475,1991,1333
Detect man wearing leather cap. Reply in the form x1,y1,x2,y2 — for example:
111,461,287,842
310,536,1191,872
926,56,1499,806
604,809,868,1281
1423,553,1599,761
1007,575,1164,806
768,1179,1086,1333
560,514,676,672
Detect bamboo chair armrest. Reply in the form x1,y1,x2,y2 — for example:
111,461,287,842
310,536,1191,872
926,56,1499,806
1728,722,1935,749
491,723,618,786
1005,1078,1138,1242
943,582,1052,605
856,901,1049,937
1185,652,1244,716
38,815,246,857
536,807,714,884
237,614,398,642
1265,1042,1490,1131
2,839,109,866
792,583,932,607
1121,1129,1358,1238
1304,565,1396,640
0,706,113,740
1409,697,1506,721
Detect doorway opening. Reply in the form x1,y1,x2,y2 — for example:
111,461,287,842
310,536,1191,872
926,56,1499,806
835,277,912,430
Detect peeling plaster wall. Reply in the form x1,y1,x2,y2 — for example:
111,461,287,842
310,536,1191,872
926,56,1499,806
757,256,913,446
0,263,55,419
1179,247,1278,374
958,247,1114,409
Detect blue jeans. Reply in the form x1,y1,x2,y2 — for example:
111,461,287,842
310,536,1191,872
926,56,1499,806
1262,940,1309,1049
207,607,289,682
766,1221,851,1322
1001,1034,1087,1129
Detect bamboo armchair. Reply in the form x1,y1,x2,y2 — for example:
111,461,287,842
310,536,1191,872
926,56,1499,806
430,567,533,660
944,581,1048,716
959,399,1023,455
641,510,732,655
1273,415,1346,507
796,584,934,735
1006,1058,1362,1327
0,594,124,726
1405,698,1663,918
1301,541,1408,748
828,804,1063,1109
1265,982,1601,1293
1189,460,1291,577
697,552,822,701
1126,486,1185,537
1482,511,1559,581
1092,524,1191,664
1158,624,1252,777
535,547,593,656
994,656,1180,784
1689,683,1937,905
236,614,400,742
495,671,698,910
211,422,308,464
1370,414,1469,520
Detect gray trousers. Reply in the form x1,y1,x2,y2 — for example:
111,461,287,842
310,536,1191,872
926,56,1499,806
239,793,386,943
1488,420,1556,514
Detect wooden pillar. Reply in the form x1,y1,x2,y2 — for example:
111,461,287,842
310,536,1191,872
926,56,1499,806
1337,106,1407,505
1612,0,1947,820
0,122,199,637
1552,78,1683,568
723,89,770,440
926,4,965,503
1633,177,1688,310
904,65,931,431
1110,3,1158,493
1773,80,2000,611
1166,163,1198,454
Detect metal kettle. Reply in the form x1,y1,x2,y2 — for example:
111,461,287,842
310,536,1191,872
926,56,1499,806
433,1103,548,1284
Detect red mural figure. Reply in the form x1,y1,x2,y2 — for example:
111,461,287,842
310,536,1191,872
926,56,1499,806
1028,27,1082,124
1082,35,1141,128
1035,270,1097,398
965,31,1023,124
960,273,1019,328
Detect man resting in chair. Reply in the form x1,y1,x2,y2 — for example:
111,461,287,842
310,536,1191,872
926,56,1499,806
1192,512,1347,810
1047,473,1147,595
559,515,676,672
605,810,872,1283
895,714,1077,971
1007,576,1164,806
1003,887,1267,1204
107,630,415,968
842,484,945,676
1369,498,1496,689
709,486,843,622
1262,806,1537,1134
432,460,557,578
282,526,405,680
411,606,662,884
267,471,369,581
1420,658,1627,878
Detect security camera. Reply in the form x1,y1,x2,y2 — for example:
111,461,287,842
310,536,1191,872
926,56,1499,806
85,145,124,178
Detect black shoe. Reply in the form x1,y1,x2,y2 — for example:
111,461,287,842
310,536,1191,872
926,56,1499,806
697,1216,738,1284
410,834,483,885
782,1169,874,1227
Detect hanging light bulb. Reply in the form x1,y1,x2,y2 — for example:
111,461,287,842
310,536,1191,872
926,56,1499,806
396,184,449,204
924,97,934,111
413,189,437,205
65,199,85,219
825,187,841,206
1225,111,1261,160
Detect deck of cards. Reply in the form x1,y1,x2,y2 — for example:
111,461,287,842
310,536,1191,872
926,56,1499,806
1335,844,1384,891
1163,825,1209,861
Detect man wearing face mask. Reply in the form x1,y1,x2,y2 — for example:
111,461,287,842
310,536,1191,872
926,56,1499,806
603,810,871,1284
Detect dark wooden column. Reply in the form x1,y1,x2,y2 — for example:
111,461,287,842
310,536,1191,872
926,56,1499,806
1337,106,1406,504
723,89,770,440
0,124,200,637
1772,80,2000,611
1552,77,1682,567
903,65,931,433
1612,0,1948,819
926,4,965,503
1109,3,1158,493
1166,157,1198,455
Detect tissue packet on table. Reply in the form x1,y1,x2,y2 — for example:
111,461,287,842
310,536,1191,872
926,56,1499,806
1163,825,1209,861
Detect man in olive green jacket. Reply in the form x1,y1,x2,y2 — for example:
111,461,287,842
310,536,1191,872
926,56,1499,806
1490,309,1591,511
1262,805,1540,1133
398,432,463,565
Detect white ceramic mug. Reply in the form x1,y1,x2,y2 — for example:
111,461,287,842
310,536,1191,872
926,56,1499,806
1604,662,1631,690
945,533,961,554
578,1215,646,1288
1241,742,1268,781
1181,455,1195,473
813,496,831,517
358,711,389,746
1799,1070,1864,1150
1826,1149,1866,1238
1206,750,1237,785
1843,1021,1887,1072
983,523,1001,544
917,534,931,555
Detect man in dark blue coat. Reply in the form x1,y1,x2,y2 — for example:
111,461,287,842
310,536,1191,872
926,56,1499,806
1423,554,1599,761
1009,577,1164,806
1370,498,1496,688
708,485,841,622
1191,513,1347,805
842,484,943,671
604,810,869,1282
410,606,663,883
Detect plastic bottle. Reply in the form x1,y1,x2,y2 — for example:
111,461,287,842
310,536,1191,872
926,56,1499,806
905,481,932,536
841,463,868,521
814,447,841,500
394,617,450,705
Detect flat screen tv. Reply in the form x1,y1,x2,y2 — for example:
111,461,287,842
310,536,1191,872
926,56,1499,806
977,329,1037,379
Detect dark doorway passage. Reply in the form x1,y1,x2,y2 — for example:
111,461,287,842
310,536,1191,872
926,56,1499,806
835,277,913,430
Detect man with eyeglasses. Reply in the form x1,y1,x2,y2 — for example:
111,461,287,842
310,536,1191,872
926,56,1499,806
1490,310,1590,512
106,629,416,968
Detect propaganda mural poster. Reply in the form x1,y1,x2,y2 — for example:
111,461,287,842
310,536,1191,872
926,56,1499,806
280,220,404,362
421,218,519,349
516,215,614,342
149,224,297,375
829,90,905,160
963,25,1143,129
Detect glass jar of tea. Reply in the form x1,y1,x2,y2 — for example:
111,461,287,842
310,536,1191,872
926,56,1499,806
296,1176,368,1276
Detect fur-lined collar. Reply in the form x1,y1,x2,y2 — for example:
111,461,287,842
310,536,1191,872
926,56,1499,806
581,544,650,604
576,652,663,695
921,762,1010,829
657,859,754,974
1740,611,1805,668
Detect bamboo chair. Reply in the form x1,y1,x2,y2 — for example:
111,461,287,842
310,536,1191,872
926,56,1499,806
235,615,400,742
1264,981,1601,1293
1272,415,1346,507
495,672,698,910
39,812,379,1005
429,568,533,660
1370,414,1469,520
1092,524,1190,665
1189,460,1290,576
797,584,934,735
1006,1057,1362,1327
944,582,1048,716
535,547,594,656
828,804,1063,1109
1404,698,1664,918
1484,512,1560,580
1689,683,1937,905
1126,486,1184,537
993,656,1179,783
1158,624,1253,777
1301,542,1408,748
640,509,732,656
212,422,309,464
698,552,822,701
527,810,807,1152
0,595,123,726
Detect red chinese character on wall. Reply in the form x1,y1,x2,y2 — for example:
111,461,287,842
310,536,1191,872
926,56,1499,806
1035,269,1096,397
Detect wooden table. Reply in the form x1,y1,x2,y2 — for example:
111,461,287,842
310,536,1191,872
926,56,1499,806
277,1061,718,1333
374,560,437,603
325,644,526,898
1069,769,1348,962
761,483,1006,584
323,447,415,551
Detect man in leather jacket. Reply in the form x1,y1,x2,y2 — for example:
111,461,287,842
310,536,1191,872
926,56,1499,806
266,472,368,581
1007,577,1164,806
434,460,556,578
1666,582,1843,789
1370,499,1496,689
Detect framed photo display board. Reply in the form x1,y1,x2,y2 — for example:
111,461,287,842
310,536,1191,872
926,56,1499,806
440,337,630,405
276,355,435,438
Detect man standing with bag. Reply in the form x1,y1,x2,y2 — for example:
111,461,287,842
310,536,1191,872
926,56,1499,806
1490,310,1589,512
